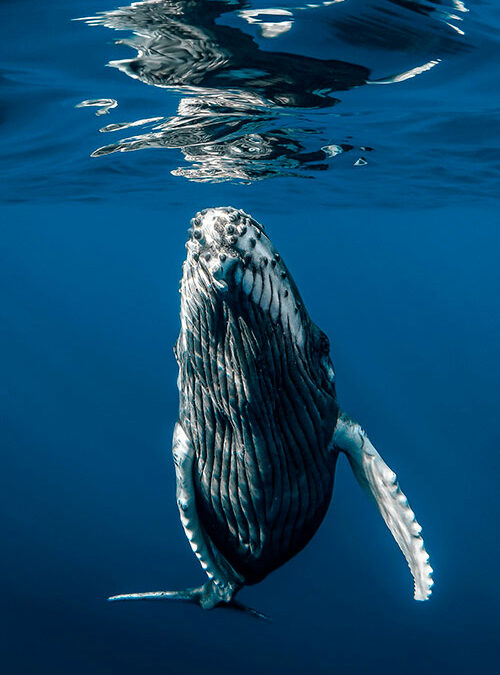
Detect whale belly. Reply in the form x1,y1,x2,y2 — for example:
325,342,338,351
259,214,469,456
189,381,338,584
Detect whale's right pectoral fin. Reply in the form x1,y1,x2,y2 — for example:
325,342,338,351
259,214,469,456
107,422,246,613
172,421,242,599
333,412,433,601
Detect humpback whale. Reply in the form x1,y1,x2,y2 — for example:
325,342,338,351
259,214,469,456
110,207,433,615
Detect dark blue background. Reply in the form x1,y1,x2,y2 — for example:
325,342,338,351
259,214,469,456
1,2,499,674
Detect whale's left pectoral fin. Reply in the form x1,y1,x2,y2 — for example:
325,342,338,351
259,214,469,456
333,412,433,601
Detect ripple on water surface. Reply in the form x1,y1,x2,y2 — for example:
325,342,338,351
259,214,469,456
75,0,472,184
2,0,499,204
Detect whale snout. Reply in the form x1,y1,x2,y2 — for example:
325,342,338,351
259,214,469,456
186,207,270,280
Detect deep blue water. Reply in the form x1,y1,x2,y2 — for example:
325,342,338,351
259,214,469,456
1,1,499,673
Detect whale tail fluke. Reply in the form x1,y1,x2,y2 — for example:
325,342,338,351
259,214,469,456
108,581,270,620
333,412,434,601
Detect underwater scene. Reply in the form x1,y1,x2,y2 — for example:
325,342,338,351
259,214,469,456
2,1,499,673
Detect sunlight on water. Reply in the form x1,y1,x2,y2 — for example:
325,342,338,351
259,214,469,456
76,98,119,115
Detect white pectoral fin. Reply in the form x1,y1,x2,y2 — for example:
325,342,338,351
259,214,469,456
105,424,241,610
172,422,240,598
334,413,433,601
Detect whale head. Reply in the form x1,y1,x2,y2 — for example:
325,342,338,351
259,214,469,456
182,206,333,373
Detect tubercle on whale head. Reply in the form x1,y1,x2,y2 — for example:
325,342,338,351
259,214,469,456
182,206,335,385
185,206,265,279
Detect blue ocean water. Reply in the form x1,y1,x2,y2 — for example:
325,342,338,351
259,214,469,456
1,1,499,673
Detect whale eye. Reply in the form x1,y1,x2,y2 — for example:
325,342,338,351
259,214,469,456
316,331,335,385
318,332,330,355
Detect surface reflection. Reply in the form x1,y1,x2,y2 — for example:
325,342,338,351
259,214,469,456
91,91,363,181
85,0,370,107
80,0,467,182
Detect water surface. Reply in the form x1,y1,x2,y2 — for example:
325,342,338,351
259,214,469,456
1,2,499,674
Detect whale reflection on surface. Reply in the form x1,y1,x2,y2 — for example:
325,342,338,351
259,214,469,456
84,0,371,107
80,0,468,183
92,91,363,181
